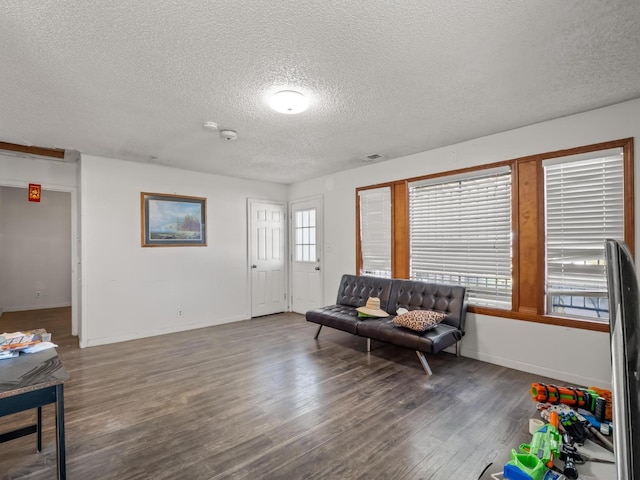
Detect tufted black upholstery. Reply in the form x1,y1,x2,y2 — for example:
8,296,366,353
306,274,467,371
356,319,462,353
387,279,466,331
305,304,361,334
335,274,394,309
305,274,395,335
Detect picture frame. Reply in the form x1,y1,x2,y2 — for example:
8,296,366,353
141,192,207,247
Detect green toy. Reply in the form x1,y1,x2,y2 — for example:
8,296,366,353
504,412,562,480
504,450,548,480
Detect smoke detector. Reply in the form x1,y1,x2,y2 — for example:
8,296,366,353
203,121,219,130
220,130,238,141
359,153,386,162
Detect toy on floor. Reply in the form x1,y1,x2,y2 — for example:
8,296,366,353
530,383,612,421
503,412,562,480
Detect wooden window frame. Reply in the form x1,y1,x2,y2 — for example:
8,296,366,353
356,138,634,332
356,182,407,277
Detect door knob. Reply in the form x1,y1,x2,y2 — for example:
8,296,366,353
252,265,257,268
315,266,320,271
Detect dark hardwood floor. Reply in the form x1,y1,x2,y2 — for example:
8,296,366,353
1,308,554,480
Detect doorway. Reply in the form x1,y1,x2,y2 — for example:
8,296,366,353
0,186,75,341
290,196,323,314
0,179,82,340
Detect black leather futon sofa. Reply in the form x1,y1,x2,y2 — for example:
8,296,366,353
306,274,467,375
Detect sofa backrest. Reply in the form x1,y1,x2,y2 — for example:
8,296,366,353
388,279,467,331
335,274,394,310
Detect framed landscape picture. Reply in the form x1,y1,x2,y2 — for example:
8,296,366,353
141,192,207,247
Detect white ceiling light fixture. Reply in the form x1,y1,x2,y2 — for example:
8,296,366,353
269,90,309,114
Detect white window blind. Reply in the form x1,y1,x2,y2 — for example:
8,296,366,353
359,187,392,278
408,167,512,309
544,149,624,321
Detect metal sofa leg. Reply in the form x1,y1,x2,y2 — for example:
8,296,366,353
314,325,323,339
456,340,461,357
416,351,433,376
367,338,371,352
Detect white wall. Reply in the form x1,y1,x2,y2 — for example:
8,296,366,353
0,186,71,311
80,154,287,347
0,153,78,187
289,98,640,388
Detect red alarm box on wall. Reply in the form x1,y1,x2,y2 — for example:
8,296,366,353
28,183,41,202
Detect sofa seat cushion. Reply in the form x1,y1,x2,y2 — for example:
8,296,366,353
305,305,360,334
357,318,463,354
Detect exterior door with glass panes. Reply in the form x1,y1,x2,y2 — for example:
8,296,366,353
290,197,323,314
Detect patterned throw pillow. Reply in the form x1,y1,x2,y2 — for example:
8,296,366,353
392,309,447,331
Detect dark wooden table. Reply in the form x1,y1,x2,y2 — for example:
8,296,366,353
0,348,69,479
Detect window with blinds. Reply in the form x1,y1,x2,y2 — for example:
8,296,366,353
408,167,512,309
544,148,624,321
358,187,392,278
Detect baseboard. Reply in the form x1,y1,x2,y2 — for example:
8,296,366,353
0,306,3,317
85,314,250,347
4,302,72,312
462,348,611,390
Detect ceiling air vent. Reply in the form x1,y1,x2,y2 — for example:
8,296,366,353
359,153,386,162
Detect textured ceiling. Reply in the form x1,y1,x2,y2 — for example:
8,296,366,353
1,1,640,184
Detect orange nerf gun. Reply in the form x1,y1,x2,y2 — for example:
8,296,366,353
531,383,592,409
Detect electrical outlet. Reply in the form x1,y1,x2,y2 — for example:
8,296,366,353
35,290,42,299
177,307,184,318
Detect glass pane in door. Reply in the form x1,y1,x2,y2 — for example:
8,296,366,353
295,208,317,262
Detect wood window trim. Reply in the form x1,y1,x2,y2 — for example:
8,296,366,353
534,137,634,330
355,182,396,277
355,138,634,333
392,181,409,279
356,181,410,278
0,141,65,159
468,306,610,332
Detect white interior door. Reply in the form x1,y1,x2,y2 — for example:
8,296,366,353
249,200,286,317
290,197,323,314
